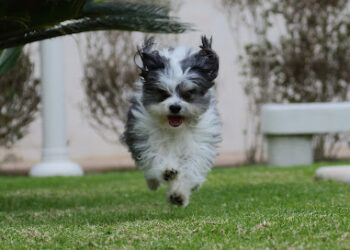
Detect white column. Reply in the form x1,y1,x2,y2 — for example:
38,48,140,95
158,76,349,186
29,38,83,176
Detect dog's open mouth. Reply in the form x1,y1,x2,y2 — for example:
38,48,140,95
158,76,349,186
168,115,184,127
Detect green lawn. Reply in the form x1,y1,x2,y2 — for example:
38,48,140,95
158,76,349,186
1,163,350,249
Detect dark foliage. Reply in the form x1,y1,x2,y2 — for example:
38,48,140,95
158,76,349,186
0,51,40,147
82,31,139,142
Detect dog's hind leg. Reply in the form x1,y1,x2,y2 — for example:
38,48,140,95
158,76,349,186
146,178,160,190
144,168,162,191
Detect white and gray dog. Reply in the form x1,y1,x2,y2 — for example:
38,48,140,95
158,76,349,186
122,36,221,207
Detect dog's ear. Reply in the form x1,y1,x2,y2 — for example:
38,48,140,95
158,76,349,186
187,36,219,88
136,37,165,78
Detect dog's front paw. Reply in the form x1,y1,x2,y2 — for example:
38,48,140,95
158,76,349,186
168,192,185,206
163,169,178,181
168,192,189,207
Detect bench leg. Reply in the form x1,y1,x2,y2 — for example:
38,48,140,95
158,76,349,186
267,135,313,166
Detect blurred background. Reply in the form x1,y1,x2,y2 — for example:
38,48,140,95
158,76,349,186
1,0,350,173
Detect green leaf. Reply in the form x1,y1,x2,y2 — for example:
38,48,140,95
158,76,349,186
0,46,23,76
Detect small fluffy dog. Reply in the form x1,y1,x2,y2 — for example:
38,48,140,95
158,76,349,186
122,36,221,207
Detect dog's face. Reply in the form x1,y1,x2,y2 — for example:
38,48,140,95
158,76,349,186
137,36,219,128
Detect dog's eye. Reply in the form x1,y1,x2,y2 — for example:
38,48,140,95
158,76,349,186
187,89,197,95
181,88,197,101
156,88,171,101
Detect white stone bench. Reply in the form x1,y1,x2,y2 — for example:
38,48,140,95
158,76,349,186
261,102,350,166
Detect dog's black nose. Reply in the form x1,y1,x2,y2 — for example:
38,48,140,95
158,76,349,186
169,105,181,114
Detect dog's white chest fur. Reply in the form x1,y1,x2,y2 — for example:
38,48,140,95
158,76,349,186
133,95,221,179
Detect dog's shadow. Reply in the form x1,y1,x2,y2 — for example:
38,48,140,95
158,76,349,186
0,187,199,225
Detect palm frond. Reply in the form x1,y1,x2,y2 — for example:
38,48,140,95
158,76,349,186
0,15,191,50
0,0,192,74
82,1,171,18
0,0,191,46
0,0,87,39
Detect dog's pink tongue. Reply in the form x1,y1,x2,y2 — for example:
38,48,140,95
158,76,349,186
168,116,184,127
